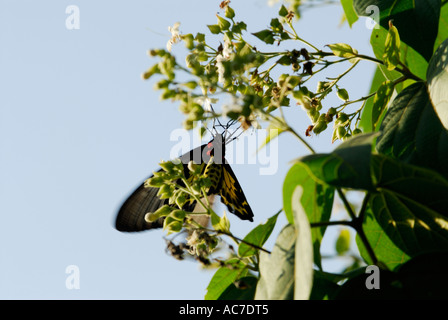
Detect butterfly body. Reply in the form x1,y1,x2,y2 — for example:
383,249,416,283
115,133,253,232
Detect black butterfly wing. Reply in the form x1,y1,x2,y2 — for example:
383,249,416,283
115,144,208,232
219,163,254,222
115,170,167,232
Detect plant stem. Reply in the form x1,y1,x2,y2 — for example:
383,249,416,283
310,220,353,228
216,230,272,254
336,188,357,220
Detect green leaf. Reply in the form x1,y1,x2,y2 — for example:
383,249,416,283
283,162,334,268
359,67,386,132
238,212,279,258
371,79,394,129
333,268,404,299
205,260,247,300
354,0,440,61
434,2,448,51
356,203,410,270
216,15,231,31
383,22,401,71
299,133,379,190
207,24,221,34
211,211,230,233
369,154,448,257
252,29,275,45
335,251,448,299
427,38,448,130
279,5,289,17
217,276,257,300
340,0,359,27
309,274,340,300
376,82,448,179
255,224,296,300
326,43,358,58
291,186,314,300
394,251,448,299
225,6,235,19
370,26,428,90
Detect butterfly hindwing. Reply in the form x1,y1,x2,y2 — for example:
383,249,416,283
219,163,254,222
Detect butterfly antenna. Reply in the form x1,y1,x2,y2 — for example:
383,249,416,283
225,123,244,145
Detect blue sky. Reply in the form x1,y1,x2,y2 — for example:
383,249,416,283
0,0,374,299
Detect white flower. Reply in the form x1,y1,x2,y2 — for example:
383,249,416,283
194,96,212,112
216,54,226,85
166,22,181,52
222,38,232,59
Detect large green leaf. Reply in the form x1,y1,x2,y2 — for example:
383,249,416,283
217,276,258,300
283,162,334,268
371,79,394,130
354,0,441,61
299,133,378,190
369,154,448,257
205,259,247,300
238,212,279,257
356,203,410,270
370,26,428,87
434,2,448,51
394,251,448,299
334,251,448,299
254,224,296,300
376,82,448,179
341,0,359,27
427,38,448,130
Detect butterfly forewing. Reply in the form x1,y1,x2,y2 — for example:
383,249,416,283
115,173,167,232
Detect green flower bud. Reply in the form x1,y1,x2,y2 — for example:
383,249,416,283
142,64,160,80
182,33,195,50
160,161,175,173
164,216,183,234
145,205,172,222
317,81,330,93
145,176,164,188
327,107,337,116
175,192,187,208
336,126,347,140
335,229,351,255
187,160,200,173
313,120,327,134
170,209,186,221
337,88,349,101
353,128,362,135
157,184,173,199
335,112,349,126
307,108,320,123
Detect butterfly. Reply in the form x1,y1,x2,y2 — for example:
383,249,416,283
115,127,254,232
